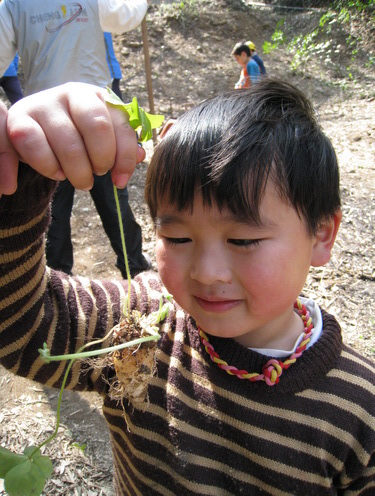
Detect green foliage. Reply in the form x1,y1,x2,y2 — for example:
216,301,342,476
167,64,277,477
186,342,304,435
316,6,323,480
264,0,374,80
0,446,53,496
365,53,375,67
105,89,164,142
319,11,337,30
335,0,375,12
263,20,286,53
71,443,86,451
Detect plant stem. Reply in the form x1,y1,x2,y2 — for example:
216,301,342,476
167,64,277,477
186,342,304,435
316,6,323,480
32,327,160,459
113,184,132,315
43,334,160,363
29,354,74,458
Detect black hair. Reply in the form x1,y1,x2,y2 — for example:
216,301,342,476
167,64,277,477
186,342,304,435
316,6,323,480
232,43,251,57
145,78,340,234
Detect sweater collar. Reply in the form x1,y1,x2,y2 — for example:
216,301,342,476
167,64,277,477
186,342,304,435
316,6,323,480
193,309,342,395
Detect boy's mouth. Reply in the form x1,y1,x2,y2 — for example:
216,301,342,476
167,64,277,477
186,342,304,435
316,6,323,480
194,296,241,313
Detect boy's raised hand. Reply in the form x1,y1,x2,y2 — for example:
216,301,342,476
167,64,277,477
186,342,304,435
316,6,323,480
2,82,145,194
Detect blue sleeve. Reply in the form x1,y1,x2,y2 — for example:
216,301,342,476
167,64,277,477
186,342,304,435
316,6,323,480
104,32,122,80
246,60,261,82
3,53,19,77
252,54,266,75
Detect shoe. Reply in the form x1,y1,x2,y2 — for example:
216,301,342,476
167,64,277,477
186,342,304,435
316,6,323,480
130,253,153,278
143,252,153,270
118,253,153,279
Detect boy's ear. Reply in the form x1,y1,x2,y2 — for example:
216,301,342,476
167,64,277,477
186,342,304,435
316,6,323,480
311,209,342,267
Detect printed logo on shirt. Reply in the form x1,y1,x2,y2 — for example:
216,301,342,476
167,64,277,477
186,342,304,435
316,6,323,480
29,3,89,32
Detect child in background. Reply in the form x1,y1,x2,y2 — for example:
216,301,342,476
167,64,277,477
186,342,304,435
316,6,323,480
232,41,261,88
1,79,375,495
246,40,267,75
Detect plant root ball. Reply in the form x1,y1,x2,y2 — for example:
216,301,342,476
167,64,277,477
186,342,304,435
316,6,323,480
111,310,158,406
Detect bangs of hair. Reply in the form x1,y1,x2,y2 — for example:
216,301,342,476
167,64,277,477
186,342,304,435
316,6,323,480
145,79,340,233
145,91,276,225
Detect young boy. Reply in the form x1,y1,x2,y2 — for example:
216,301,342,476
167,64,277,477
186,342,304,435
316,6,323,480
232,41,261,88
1,79,375,494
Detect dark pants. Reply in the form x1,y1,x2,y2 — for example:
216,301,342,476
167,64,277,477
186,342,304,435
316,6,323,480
46,173,149,278
0,76,24,104
112,78,122,100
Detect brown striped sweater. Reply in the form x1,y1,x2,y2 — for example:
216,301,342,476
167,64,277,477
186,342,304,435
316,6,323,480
1,164,375,495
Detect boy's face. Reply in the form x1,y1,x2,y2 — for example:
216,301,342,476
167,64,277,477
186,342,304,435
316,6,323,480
155,181,331,350
234,52,247,66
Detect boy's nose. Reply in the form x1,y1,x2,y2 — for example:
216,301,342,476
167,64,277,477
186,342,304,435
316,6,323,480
189,247,232,285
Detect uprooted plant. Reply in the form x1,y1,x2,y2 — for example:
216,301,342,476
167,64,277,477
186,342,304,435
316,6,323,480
0,90,167,496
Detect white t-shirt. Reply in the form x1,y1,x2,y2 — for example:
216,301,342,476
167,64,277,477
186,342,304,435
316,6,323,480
0,0,147,93
250,297,323,358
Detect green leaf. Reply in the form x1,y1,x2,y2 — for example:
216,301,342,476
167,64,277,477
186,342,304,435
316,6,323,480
71,442,86,451
104,88,164,142
1,446,53,496
0,446,27,478
23,447,53,479
5,461,45,496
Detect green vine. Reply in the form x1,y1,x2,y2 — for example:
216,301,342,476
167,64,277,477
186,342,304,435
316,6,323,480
113,185,132,315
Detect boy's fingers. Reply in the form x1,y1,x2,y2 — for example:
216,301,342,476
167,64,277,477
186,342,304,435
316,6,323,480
7,85,110,190
103,102,142,189
6,83,143,191
68,88,141,188
0,101,19,196
67,87,118,178
8,86,110,189
7,94,73,183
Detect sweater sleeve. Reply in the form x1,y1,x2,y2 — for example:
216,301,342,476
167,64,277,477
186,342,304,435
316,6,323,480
0,164,128,395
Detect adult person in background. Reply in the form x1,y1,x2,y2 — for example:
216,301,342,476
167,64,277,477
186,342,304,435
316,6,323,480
0,53,24,105
246,40,267,76
104,31,123,100
232,42,261,89
0,0,151,278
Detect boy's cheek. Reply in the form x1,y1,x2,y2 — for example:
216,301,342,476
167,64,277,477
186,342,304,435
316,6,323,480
155,242,172,282
158,261,179,298
156,246,183,296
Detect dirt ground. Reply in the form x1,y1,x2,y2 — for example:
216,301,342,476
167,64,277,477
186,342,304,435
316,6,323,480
1,1,375,494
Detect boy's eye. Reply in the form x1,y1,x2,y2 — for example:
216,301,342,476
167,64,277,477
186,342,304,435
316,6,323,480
164,237,191,245
228,239,260,247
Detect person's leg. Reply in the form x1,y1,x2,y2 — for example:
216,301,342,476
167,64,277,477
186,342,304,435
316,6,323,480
1,76,24,105
90,172,150,278
111,79,122,100
46,180,75,274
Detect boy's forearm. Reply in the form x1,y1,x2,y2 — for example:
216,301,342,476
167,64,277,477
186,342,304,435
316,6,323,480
0,164,124,392
0,163,54,279
0,162,55,226
0,163,54,371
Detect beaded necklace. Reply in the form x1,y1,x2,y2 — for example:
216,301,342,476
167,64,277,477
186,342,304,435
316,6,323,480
199,299,313,386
